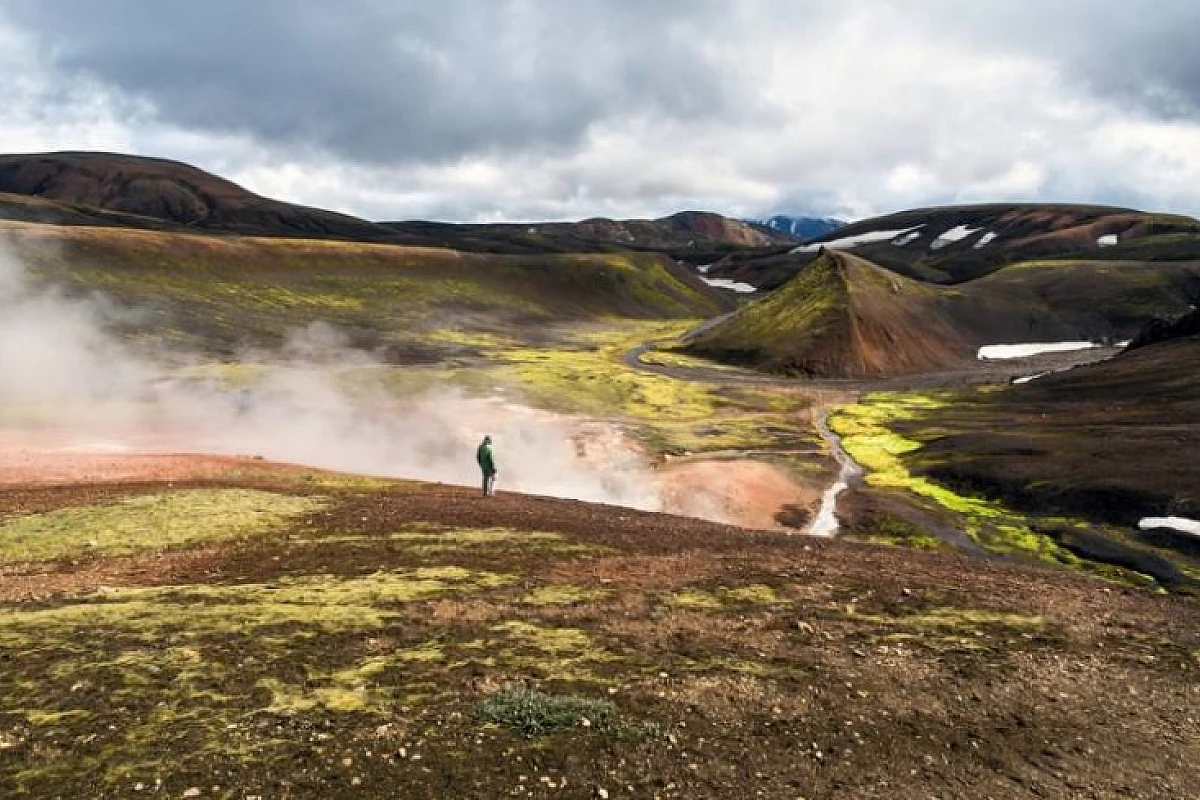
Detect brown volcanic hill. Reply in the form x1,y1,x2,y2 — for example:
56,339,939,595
905,331,1200,534
709,203,1200,289
1127,307,1200,351
0,152,794,256
681,252,973,377
0,151,400,241
383,211,796,256
565,210,790,248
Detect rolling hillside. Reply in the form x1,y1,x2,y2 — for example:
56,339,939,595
382,211,798,255
708,203,1200,289
0,152,400,242
0,152,795,257
680,252,973,377
4,221,725,359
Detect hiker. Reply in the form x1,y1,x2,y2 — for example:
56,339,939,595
476,435,497,496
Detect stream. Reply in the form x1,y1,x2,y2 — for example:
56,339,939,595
807,408,863,536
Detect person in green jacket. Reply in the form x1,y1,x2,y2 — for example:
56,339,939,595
476,435,497,496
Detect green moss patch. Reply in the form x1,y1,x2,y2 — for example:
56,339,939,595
670,584,790,610
0,489,325,563
521,585,612,605
832,395,1072,562
484,621,621,682
0,568,516,647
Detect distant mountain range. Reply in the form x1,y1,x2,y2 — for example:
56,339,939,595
3,150,1200,381
0,152,798,253
753,214,845,240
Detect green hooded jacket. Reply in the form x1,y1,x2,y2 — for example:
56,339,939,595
476,440,496,474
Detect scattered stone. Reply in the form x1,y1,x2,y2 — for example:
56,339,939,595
182,789,201,798
596,789,609,799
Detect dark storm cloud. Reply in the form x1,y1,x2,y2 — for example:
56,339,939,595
3,0,746,164
5,0,1200,221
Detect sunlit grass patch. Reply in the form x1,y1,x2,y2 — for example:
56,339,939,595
0,489,325,563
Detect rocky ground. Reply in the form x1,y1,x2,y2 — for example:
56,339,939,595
1,455,1197,799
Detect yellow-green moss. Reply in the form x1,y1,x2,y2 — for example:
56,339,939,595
486,621,620,682
521,585,612,605
671,589,725,610
671,584,789,610
257,648,446,715
0,489,325,563
851,605,1046,633
723,584,787,605
831,395,1068,562
0,568,517,646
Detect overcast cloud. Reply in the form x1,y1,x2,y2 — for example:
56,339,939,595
1,0,1200,222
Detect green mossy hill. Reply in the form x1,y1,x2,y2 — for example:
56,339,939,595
7,223,722,356
681,253,972,377
911,334,1200,529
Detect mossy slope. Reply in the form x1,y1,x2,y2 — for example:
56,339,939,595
682,253,972,377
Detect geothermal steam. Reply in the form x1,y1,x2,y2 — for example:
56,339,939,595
0,241,662,509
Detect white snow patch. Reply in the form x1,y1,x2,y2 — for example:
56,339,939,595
1012,372,1049,385
696,263,714,275
892,230,923,246
974,231,998,249
931,225,981,250
1097,234,1119,247
790,226,923,253
978,341,1100,360
1139,517,1200,537
701,277,757,293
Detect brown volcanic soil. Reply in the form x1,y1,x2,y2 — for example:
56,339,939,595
683,253,974,378
0,151,399,241
904,335,1200,526
1,461,1199,798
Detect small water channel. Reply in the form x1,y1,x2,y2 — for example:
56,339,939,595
807,408,863,537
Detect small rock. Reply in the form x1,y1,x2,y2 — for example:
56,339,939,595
182,790,201,799
133,784,144,792
597,789,609,799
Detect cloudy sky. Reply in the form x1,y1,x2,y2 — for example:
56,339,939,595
2,0,1200,223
